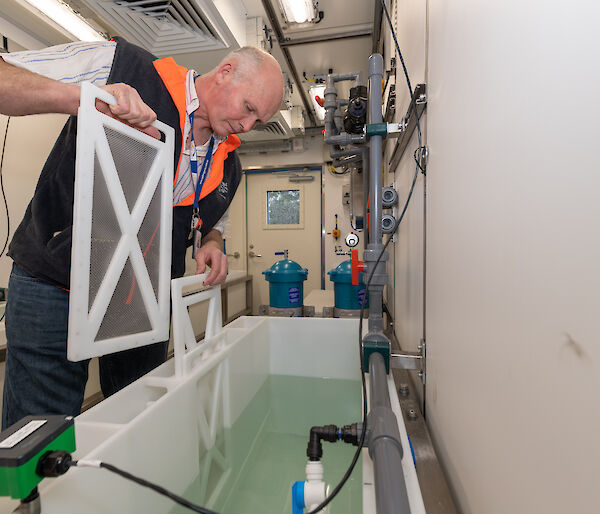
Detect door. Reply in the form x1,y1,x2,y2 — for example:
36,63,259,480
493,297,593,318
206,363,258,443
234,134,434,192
245,168,322,314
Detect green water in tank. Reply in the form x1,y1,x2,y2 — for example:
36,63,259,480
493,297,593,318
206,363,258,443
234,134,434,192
170,375,362,514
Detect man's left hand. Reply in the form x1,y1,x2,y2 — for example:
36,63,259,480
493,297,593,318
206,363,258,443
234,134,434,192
195,239,228,286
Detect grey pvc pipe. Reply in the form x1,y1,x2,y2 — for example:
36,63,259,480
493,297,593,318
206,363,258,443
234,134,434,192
363,147,370,245
368,53,383,245
368,352,411,514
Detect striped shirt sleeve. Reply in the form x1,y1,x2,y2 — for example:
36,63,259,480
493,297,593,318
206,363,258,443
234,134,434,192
2,41,116,86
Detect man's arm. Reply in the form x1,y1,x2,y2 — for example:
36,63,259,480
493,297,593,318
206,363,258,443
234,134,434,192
0,58,158,136
194,228,228,286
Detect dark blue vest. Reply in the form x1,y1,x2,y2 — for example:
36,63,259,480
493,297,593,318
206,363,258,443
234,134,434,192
7,38,241,287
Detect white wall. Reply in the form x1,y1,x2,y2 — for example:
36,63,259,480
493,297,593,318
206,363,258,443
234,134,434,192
0,113,67,286
388,1,600,513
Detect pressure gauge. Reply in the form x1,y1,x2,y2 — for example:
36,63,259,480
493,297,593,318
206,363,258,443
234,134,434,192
345,232,359,247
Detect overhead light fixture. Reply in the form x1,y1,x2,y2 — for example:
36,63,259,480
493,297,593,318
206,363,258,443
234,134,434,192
309,84,326,121
19,0,105,41
279,0,319,24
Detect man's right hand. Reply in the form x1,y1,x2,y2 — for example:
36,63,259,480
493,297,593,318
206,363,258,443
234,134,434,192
97,83,160,139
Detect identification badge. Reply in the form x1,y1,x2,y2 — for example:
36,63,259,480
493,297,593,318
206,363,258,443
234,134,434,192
190,210,202,258
192,230,201,259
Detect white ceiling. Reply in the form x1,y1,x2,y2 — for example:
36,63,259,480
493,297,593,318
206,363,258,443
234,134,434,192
0,0,376,130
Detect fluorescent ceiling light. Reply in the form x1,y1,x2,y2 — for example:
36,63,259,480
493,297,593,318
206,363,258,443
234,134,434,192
279,0,318,24
309,84,326,121
20,0,105,41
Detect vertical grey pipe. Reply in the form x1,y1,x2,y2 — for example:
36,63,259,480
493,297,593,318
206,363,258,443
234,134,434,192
369,54,383,246
364,53,386,334
368,352,412,514
362,147,370,246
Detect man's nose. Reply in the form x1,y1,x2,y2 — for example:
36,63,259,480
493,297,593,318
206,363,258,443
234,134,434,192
241,115,258,132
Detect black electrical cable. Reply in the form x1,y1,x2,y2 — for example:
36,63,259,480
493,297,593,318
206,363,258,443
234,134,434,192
0,116,11,324
0,117,11,259
71,460,218,514
380,0,422,145
308,2,424,511
305,353,368,514
306,159,421,514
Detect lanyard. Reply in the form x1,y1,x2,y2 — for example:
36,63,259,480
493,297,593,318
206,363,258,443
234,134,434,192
188,110,215,211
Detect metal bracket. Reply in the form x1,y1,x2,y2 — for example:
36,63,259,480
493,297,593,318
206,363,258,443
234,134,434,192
363,335,391,374
364,121,405,139
390,338,426,384
388,83,427,171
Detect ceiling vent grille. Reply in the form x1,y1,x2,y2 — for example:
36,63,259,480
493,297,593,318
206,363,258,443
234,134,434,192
76,0,238,56
239,111,295,142
254,121,288,137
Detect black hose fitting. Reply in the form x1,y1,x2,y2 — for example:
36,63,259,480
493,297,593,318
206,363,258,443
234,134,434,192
306,422,364,461
36,450,72,478
307,424,339,461
341,422,364,446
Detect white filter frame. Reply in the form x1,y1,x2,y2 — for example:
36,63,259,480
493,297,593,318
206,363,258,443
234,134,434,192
171,274,223,378
68,81,174,361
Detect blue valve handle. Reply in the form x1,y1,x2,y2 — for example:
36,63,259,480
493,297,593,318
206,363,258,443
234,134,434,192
292,481,305,514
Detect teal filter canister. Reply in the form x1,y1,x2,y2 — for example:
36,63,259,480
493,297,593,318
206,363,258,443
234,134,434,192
263,252,308,309
328,260,369,310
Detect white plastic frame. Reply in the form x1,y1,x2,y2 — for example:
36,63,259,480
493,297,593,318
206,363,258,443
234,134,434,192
68,81,174,361
171,274,224,378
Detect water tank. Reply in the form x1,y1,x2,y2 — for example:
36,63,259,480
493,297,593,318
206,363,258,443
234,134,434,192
263,253,308,309
328,260,368,310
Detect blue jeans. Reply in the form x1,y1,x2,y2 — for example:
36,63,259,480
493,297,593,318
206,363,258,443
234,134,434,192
2,264,168,430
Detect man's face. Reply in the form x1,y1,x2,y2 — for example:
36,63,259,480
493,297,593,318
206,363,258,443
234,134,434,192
207,63,282,138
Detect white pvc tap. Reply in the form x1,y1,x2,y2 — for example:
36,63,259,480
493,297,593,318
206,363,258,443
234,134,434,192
304,461,330,511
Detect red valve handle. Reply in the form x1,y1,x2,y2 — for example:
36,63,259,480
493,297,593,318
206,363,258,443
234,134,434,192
351,249,364,285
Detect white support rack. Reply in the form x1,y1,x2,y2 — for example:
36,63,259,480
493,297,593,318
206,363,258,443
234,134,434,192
171,274,225,378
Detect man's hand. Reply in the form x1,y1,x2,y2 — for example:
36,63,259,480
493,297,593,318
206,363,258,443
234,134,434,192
97,83,160,139
195,230,228,286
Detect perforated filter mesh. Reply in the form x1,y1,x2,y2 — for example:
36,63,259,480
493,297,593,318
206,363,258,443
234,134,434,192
104,126,158,211
96,257,152,340
138,177,162,300
89,129,160,342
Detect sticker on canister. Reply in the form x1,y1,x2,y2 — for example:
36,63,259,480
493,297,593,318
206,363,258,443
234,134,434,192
357,288,367,305
289,287,300,304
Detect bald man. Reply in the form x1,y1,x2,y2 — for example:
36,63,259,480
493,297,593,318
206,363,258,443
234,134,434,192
0,38,283,429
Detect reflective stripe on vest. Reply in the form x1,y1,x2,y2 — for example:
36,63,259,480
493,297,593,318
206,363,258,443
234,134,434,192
152,57,241,207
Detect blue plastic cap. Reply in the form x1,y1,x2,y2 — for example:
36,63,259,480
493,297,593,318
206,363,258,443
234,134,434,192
292,481,305,514
328,259,365,285
263,259,308,283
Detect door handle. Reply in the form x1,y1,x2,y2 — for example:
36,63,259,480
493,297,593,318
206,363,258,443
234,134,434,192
227,251,240,259
248,250,262,258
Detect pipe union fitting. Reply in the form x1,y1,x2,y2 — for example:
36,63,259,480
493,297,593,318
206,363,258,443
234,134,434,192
381,215,396,234
382,187,398,208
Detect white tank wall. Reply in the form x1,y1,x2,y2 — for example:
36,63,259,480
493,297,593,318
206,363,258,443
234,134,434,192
389,1,600,512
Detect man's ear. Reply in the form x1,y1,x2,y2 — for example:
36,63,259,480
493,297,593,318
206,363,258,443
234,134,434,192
215,63,233,85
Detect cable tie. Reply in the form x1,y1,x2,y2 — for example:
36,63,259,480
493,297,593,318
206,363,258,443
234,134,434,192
75,459,102,468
